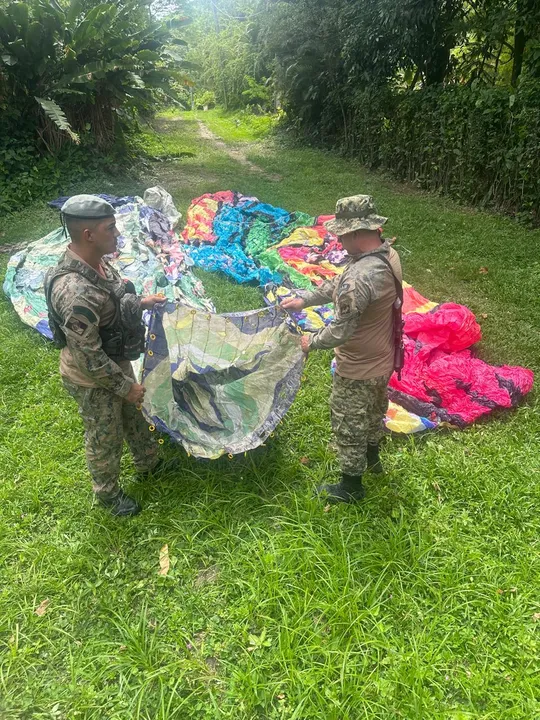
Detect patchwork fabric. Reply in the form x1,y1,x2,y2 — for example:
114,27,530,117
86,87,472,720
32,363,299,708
142,303,304,458
4,195,213,339
181,191,534,432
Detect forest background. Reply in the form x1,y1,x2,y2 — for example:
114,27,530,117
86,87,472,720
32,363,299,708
1,0,539,223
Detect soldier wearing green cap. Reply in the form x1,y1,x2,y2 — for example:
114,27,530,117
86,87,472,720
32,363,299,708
281,194,402,503
45,194,173,517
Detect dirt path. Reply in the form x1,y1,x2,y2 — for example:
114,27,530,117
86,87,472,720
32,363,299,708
196,120,282,182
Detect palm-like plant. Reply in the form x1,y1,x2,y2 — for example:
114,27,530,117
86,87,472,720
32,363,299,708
0,0,193,148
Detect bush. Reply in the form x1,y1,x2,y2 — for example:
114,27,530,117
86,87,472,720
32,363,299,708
0,139,137,215
0,0,193,212
334,82,540,225
195,90,217,109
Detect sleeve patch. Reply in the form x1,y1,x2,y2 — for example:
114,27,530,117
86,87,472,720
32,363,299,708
72,305,98,324
338,296,354,315
66,317,89,336
337,281,351,296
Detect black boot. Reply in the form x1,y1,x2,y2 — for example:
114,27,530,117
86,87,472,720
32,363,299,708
316,474,365,504
366,443,384,474
97,490,142,517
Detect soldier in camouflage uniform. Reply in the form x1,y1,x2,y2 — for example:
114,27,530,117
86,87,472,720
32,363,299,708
282,195,402,503
45,195,174,517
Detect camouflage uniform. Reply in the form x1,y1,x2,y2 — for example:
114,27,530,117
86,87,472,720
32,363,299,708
45,197,158,500
299,195,402,484
330,374,390,475
62,371,158,496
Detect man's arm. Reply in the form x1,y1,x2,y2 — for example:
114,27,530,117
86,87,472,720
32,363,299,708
308,268,377,351
53,277,134,397
296,275,340,308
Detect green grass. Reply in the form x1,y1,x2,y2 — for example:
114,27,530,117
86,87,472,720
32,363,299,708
1,108,540,719
197,108,278,143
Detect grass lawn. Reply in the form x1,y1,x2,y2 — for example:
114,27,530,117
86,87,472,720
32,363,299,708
0,109,539,719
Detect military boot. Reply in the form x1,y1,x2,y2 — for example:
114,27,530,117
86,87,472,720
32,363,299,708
316,474,365,504
366,443,384,474
97,490,142,517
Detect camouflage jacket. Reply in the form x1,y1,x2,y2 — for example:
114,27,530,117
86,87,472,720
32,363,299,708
45,249,143,397
299,240,402,354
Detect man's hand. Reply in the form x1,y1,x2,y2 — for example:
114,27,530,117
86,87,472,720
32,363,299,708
301,335,311,354
141,293,166,310
280,297,306,312
126,382,146,405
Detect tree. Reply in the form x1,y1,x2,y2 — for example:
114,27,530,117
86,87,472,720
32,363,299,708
0,0,193,149
512,0,540,85
188,0,269,110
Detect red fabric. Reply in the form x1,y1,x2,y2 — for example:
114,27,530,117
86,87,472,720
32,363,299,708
278,246,312,262
390,304,534,425
404,303,481,353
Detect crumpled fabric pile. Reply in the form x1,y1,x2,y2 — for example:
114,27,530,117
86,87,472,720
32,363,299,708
3,187,534,439
180,190,534,432
3,186,213,339
142,303,304,459
182,191,328,290
388,301,534,427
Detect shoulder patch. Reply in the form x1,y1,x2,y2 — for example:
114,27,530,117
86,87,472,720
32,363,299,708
72,305,98,324
66,317,89,336
338,295,354,316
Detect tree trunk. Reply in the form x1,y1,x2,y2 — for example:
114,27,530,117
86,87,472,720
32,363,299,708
424,0,456,85
408,67,421,91
512,0,534,86
493,43,504,82
425,43,452,85
512,21,526,85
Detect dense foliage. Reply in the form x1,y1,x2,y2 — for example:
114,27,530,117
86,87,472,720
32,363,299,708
190,0,540,222
0,0,191,211
188,0,272,112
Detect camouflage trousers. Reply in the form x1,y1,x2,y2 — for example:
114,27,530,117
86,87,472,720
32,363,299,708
330,373,390,476
63,377,159,498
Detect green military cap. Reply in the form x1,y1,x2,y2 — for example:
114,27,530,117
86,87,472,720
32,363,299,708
61,194,116,219
324,194,388,236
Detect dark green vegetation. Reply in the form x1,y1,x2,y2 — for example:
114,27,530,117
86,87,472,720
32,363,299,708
3,0,540,220
0,0,193,212
0,111,539,718
190,0,540,223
